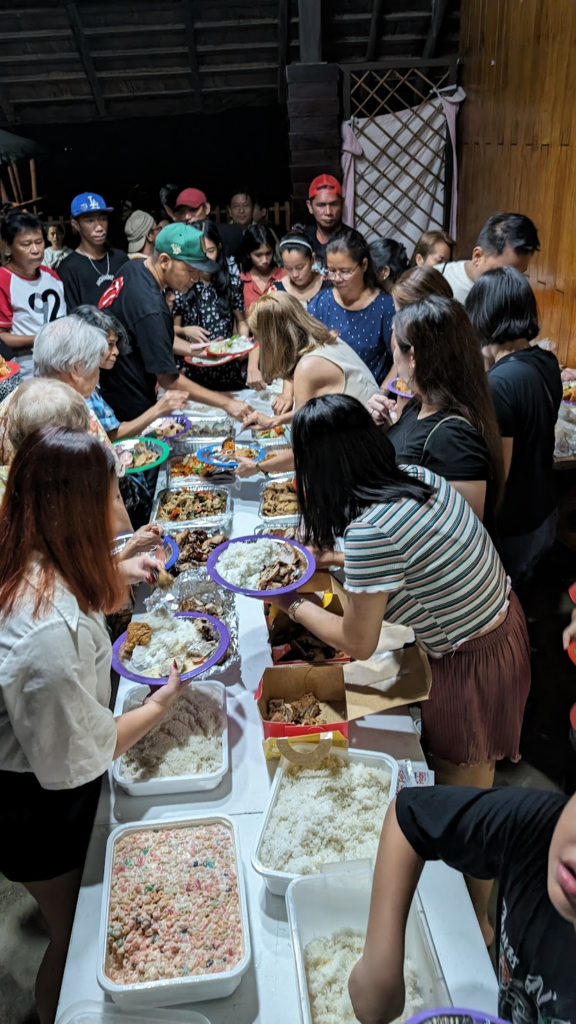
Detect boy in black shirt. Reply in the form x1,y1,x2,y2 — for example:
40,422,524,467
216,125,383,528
58,192,127,309
349,786,576,1024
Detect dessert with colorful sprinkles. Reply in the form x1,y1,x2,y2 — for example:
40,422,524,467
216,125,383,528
106,822,244,984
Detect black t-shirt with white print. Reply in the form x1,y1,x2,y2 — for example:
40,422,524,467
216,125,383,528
396,786,575,1024
57,247,127,309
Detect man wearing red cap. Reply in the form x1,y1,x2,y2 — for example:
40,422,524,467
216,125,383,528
304,174,348,267
173,188,243,260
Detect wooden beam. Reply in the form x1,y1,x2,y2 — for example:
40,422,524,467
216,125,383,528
64,1,106,117
298,0,322,63
366,0,384,61
277,0,290,104
422,0,450,59
180,0,203,112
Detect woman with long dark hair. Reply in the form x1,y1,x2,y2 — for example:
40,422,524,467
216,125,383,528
369,237,410,293
172,220,250,390
369,296,504,529
238,222,285,309
275,394,530,939
466,266,562,588
307,226,395,383
0,427,184,1023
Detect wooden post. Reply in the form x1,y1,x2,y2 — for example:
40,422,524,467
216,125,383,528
0,175,8,204
297,0,322,63
287,64,341,221
30,158,37,201
12,163,23,205
7,165,18,204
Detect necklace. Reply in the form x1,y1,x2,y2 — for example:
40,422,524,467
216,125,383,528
77,247,113,287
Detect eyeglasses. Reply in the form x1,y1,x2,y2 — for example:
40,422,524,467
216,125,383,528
325,264,359,280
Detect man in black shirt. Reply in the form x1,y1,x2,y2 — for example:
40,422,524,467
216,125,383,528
466,267,562,589
173,187,243,261
97,223,252,423
349,786,576,1024
304,174,349,267
58,192,127,309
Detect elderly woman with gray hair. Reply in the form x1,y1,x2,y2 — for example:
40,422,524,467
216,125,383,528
72,306,183,440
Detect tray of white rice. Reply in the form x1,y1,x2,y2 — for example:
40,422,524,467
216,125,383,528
252,748,398,896
112,681,228,796
286,868,449,1024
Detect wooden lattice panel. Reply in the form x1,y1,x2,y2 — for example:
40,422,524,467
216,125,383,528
349,66,452,246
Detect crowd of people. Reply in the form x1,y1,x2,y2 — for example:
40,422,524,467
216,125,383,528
0,169,574,1024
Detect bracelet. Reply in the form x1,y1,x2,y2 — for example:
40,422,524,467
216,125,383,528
288,597,306,621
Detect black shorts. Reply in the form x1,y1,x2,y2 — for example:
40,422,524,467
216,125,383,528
0,770,103,883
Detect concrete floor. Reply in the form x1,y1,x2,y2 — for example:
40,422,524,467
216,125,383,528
0,876,44,1024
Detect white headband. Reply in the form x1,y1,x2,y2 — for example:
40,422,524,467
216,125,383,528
279,237,313,251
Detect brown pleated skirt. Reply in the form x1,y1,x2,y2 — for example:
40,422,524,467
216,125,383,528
421,591,531,766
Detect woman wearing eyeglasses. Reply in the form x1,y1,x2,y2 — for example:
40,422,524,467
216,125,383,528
307,227,395,384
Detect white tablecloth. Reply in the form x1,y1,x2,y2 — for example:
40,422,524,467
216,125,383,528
56,399,499,1023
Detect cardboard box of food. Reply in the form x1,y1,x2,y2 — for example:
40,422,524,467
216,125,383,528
267,572,350,665
256,645,431,759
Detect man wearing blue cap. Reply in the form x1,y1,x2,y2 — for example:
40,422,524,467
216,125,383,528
58,192,127,309
97,222,253,423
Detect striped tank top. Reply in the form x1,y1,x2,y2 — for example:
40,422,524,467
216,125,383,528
343,465,507,657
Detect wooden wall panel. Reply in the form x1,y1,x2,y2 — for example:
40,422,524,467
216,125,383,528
458,0,576,366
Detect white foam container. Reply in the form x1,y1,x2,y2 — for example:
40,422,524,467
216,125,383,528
97,814,251,1008
57,1000,211,1024
286,867,450,1024
251,746,399,896
112,681,229,796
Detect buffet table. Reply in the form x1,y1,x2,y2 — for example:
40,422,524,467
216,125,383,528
56,398,499,1024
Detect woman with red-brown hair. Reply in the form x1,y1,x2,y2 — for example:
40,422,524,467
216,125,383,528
0,427,185,1024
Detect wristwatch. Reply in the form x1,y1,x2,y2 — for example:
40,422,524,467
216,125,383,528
288,597,306,621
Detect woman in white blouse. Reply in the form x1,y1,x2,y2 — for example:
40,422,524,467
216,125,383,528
0,426,185,1024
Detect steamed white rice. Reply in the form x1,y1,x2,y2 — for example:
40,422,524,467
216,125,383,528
216,538,299,590
304,929,423,1024
120,685,224,781
259,756,392,874
128,609,218,677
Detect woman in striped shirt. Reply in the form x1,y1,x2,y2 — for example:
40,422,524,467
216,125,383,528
278,394,530,942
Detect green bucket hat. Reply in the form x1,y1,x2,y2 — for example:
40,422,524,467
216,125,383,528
154,223,218,273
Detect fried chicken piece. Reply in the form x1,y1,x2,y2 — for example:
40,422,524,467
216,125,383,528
154,567,174,590
122,621,152,656
268,699,294,723
292,692,321,720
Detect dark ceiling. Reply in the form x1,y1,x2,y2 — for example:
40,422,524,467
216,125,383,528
0,0,460,124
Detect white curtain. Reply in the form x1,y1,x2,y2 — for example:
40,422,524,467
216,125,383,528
342,87,465,249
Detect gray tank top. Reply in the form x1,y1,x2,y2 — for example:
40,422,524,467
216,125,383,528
306,338,380,406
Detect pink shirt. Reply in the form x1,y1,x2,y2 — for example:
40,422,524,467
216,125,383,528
241,267,285,312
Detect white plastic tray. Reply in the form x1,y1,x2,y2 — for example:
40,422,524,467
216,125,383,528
112,681,229,796
97,814,251,1008
251,746,399,896
286,867,450,1024
56,1000,211,1024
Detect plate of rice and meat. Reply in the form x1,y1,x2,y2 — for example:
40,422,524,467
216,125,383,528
196,437,265,469
142,415,191,441
387,378,414,399
112,608,230,684
113,437,170,474
207,535,315,598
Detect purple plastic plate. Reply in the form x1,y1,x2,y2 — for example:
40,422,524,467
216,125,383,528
206,534,315,599
111,611,230,685
387,377,414,399
142,414,192,441
406,1010,509,1024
